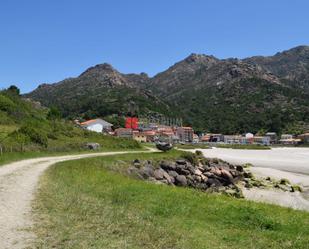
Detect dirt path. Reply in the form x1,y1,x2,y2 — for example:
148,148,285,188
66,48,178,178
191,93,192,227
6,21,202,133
0,150,152,249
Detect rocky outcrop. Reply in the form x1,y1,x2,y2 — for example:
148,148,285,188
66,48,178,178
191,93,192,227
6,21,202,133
128,153,245,198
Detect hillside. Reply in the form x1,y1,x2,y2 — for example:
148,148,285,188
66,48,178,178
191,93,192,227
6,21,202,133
0,86,140,154
26,46,309,134
245,46,309,91
27,64,174,119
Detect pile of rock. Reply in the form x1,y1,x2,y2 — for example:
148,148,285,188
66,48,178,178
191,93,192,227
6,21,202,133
128,154,246,198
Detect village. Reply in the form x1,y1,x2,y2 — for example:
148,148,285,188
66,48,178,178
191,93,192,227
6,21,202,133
77,117,309,146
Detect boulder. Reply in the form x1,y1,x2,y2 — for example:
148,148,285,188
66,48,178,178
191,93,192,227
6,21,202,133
160,161,176,171
154,169,165,180
220,169,234,183
85,142,100,150
168,170,179,178
176,159,187,165
194,169,203,176
207,178,223,187
163,171,174,184
140,165,154,178
176,175,188,186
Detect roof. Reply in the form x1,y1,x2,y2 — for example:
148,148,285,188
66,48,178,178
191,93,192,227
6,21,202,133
80,118,113,127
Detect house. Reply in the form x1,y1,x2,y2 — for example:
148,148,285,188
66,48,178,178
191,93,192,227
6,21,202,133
193,134,199,143
209,134,223,142
253,136,271,146
265,132,278,144
298,133,309,144
80,119,113,133
200,134,210,143
176,127,194,143
279,134,301,145
133,132,147,143
143,130,157,142
114,128,133,138
224,135,242,144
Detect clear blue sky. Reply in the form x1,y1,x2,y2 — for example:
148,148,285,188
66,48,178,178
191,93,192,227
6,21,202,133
1,0,308,93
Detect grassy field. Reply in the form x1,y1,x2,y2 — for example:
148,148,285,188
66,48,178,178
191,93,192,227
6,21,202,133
33,151,309,249
216,144,271,150
176,143,210,149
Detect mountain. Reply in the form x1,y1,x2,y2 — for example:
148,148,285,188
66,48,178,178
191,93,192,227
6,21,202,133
26,46,309,134
244,45,309,91
28,63,174,119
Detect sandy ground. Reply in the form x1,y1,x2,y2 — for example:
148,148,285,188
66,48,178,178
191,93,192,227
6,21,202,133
196,147,309,211
0,150,152,249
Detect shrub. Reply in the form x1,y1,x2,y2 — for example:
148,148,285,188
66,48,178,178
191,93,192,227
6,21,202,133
180,152,199,165
18,125,48,147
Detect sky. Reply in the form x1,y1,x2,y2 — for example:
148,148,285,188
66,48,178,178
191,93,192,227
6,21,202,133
0,0,309,93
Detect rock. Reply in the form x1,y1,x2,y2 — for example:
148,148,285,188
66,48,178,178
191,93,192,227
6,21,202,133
175,175,188,186
244,171,253,178
140,165,154,178
85,142,100,150
168,170,179,178
194,169,203,176
176,159,187,165
154,169,165,180
204,172,214,177
236,165,243,172
210,167,222,176
220,169,234,183
200,174,208,182
207,178,223,187
187,165,196,174
160,161,176,171
163,171,174,184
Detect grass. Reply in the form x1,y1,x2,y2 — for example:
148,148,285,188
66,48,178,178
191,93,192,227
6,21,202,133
0,145,146,166
216,144,271,150
176,143,210,149
33,151,309,249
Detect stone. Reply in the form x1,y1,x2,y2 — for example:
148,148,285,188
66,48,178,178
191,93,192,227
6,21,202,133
175,175,188,186
85,142,100,150
168,170,179,178
154,169,165,180
220,169,234,183
244,171,253,178
205,172,214,177
160,161,176,171
194,169,203,176
140,165,154,178
207,178,222,187
236,165,244,172
176,159,187,165
163,171,173,184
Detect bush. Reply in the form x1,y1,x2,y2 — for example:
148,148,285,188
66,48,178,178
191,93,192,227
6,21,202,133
180,152,199,165
18,125,48,147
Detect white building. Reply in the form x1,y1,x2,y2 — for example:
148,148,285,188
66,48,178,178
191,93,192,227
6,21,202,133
80,119,113,133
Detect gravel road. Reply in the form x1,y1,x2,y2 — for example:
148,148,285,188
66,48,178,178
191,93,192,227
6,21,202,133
0,151,149,249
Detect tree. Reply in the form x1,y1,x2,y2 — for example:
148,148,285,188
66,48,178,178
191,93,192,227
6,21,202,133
7,85,20,96
47,107,61,120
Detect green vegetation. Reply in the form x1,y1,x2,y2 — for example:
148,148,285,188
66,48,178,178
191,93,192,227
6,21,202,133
0,87,140,158
176,143,210,149
216,144,271,150
33,151,309,249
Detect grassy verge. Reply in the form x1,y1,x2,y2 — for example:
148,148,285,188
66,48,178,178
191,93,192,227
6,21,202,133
33,151,309,249
0,145,146,166
216,144,271,150
176,143,210,149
